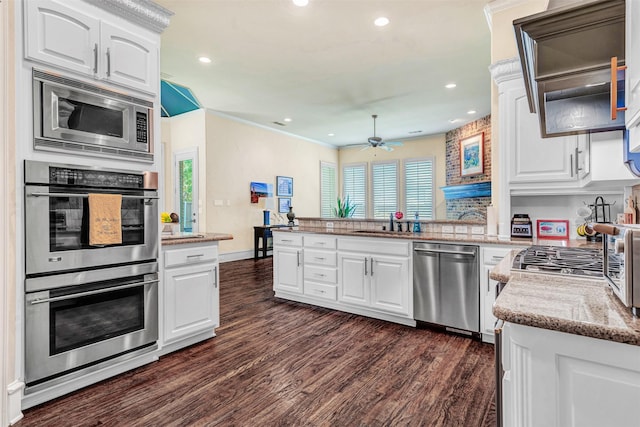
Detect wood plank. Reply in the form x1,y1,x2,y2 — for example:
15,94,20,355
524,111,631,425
16,258,496,426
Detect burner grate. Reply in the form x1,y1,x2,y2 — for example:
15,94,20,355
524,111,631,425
513,246,604,277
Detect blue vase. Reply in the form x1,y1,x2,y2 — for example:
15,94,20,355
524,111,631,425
263,210,270,225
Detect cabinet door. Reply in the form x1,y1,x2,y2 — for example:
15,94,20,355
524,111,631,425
337,253,369,307
508,86,580,183
25,0,100,75
626,0,640,133
369,256,410,316
273,246,303,294
164,263,217,344
100,22,158,94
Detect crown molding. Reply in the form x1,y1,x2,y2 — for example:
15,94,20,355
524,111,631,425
83,0,173,33
489,57,522,85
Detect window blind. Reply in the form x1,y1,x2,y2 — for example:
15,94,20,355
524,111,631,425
342,164,366,218
404,158,434,220
372,161,397,219
320,162,337,218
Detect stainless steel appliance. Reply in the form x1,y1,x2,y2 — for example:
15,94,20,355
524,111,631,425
513,0,625,138
24,160,159,276
33,69,154,162
25,262,158,385
413,242,479,335
593,223,639,316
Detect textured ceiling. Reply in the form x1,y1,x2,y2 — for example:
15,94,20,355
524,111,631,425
156,0,492,147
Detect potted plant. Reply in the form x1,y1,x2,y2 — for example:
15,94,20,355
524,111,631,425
334,195,356,218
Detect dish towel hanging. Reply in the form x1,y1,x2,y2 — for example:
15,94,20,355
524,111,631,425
88,193,122,245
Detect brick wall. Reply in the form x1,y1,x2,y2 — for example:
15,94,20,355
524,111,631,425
445,115,492,219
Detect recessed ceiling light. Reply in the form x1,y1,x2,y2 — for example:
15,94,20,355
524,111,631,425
292,0,309,6
198,56,212,64
467,110,476,115
374,17,389,27
283,117,292,122
328,133,335,137
408,130,423,134
445,83,457,89
449,118,461,123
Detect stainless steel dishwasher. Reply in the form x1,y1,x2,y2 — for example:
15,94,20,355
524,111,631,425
413,242,479,334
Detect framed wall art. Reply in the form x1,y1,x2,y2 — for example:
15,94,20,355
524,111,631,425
536,219,569,240
460,132,484,177
276,176,293,197
250,181,272,203
278,197,291,213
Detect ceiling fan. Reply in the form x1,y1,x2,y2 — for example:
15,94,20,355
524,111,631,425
360,114,403,152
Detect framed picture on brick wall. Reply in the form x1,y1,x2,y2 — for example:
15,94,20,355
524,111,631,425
460,132,484,177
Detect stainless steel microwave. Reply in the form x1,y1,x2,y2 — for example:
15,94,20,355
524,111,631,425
33,69,154,162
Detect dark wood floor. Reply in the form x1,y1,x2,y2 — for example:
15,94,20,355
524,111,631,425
17,258,496,426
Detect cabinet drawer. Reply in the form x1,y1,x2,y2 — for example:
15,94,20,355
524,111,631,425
164,245,218,268
304,265,337,284
304,249,337,267
304,235,336,249
338,237,409,256
273,232,302,247
483,246,521,266
304,282,337,301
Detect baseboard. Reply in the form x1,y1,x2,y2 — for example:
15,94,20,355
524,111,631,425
8,380,25,425
219,250,254,263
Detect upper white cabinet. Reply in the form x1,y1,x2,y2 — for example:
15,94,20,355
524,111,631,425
25,0,159,95
626,0,640,152
506,83,589,184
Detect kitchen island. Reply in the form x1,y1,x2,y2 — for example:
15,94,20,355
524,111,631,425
491,251,640,427
160,232,233,355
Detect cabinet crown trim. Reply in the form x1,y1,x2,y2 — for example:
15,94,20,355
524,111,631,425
84,0,173,33
489,57,522,85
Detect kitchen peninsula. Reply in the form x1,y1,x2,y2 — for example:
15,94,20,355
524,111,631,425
490,251,640,427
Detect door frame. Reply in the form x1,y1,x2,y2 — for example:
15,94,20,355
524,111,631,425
173,147,199,233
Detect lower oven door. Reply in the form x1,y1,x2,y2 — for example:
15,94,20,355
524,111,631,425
24,265,158,384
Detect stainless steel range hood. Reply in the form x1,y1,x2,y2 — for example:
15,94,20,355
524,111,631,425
513,0,625,138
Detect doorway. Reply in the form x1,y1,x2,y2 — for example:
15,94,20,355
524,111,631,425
173,148,199,233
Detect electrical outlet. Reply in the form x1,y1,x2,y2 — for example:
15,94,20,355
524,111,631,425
326,222,334,229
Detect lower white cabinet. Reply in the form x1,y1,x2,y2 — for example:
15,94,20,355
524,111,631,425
272,232,413,326
500,322,640,427
160,242,219,355
480,245,523,343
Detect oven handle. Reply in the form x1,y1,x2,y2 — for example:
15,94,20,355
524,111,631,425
28,192,159,200
29,279,159,304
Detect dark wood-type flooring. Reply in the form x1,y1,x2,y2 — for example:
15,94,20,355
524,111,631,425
16,258,496,426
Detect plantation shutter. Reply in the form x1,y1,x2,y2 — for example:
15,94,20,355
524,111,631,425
372,161,398,219
342,163,366,218
404,158,434,220
320,162,337,218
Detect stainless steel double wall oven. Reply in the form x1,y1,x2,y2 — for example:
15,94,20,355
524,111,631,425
24,160,159,386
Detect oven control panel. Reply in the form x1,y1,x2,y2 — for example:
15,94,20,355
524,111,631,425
48,166,144,188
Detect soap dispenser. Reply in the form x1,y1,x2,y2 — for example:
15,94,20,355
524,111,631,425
412,213,421,233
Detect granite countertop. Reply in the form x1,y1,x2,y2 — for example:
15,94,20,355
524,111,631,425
161,232,233,246
274,226,601,247
491,250,640,346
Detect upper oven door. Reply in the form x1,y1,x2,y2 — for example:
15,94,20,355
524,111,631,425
33,70,151,155
25,184,158,276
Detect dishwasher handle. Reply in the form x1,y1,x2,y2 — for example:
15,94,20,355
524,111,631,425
413,247,476,257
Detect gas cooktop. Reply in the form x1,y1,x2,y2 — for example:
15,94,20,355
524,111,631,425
512,246,604,278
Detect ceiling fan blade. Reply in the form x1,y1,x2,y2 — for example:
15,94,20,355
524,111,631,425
385,141,404,146
380,145,394,152
360,145,372,151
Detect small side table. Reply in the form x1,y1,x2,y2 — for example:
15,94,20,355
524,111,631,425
254,225,288,259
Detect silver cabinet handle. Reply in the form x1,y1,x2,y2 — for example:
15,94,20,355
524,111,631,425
314,273,326,277
491,256,504,262
186,254,204,260
315,242,326,246
414,247,475,256
364,257,368,276
93,43,98,74
370,257,374,276
297,251,300,267
30,279,159,304
575,147,583,173
106,47,111,76
570,153,574,177
314,257,326,261
214,265,218,288
281,239,293,243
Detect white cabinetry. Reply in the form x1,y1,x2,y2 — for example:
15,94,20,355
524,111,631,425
303,235,337,301
507,83,589,185
588,131,638,182
272,232,303,295
626,0,640,152
500,322,640,427
161,242,219,355
337,237,411,317
480,245,522,344
25,0,158,95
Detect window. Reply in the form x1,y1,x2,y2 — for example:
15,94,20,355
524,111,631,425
372,161,398,219
342,163,366,218
320,162,337,218
404,158,434,220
